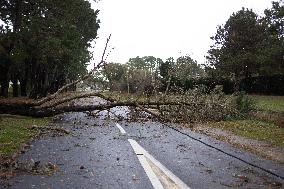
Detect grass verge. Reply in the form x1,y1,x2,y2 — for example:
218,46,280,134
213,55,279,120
0,114,50,158
250,95,284,113
207,119,284,148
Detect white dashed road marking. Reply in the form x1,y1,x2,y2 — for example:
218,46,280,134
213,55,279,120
115,123,190,189
115,123,127,135
128,139,191,189
136,152,165,189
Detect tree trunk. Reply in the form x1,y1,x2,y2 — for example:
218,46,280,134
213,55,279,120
29,59,39,99
20,79,27,96
12,79,19,97
1,81,9,97
234,77,241,92
164,75,172,96
20,59,30,96
1,79,9,97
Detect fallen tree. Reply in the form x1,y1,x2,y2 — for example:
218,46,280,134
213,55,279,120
0,86,251,124
0,35,252,122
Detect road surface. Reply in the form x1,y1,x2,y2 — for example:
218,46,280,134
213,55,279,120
1,99,284,189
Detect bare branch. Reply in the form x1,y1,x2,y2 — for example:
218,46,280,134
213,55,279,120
36,91,115,109
99,34,112,68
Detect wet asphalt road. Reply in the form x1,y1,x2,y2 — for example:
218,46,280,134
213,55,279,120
1,105,284,188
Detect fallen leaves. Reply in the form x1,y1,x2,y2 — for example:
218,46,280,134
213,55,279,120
30,125,71,135
132,174,139,181
233,173,249,182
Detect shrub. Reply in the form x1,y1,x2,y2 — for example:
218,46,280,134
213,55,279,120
240,74,284,95
233,92,255,114
164,74,284,95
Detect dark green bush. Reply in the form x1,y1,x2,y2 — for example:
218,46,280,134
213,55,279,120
163,74,284,95
233,92,255,114
240,74,284,95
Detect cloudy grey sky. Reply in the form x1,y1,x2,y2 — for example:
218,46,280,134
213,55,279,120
89,0,273,67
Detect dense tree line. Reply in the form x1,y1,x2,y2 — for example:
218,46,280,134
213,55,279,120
0,0,100,98
94,55,203,94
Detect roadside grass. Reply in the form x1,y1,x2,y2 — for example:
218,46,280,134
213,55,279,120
250,95,284,113
207,119,284,148
0,115,50,158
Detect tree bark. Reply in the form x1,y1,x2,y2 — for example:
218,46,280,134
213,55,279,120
1,78,9,97
164,75,172,96
12,79,19,97
20,79,27,96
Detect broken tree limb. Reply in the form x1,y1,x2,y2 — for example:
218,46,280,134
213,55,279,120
135,103,169,122
0,93,203,118
36,91,104,109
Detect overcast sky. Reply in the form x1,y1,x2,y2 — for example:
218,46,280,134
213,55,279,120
89,0,273,68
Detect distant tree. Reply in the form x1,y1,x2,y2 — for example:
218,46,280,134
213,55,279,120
103,63,127,91
159,56,203,92
174,55,204,84
126,56,163,93
260,0,284,75
127,56,147,70
159,57,175,81
92,70,109,90
142,56,163,73
206,8,264,80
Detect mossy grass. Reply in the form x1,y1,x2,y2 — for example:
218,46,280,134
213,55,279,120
250,95,284,113
208,119,284,148
0,114,50,158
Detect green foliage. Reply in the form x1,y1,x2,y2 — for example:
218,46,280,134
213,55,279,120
233,92,255,114
0,0,100,97
100,56,164,94
260,0,284,75
158,55,204,92
207,8,264,78
127,56,162,71
207,1,284,82
127,56,147,70
103,63,127,91
159,57,175,80
175,55,204,80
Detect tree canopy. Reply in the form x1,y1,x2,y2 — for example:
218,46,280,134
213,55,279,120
206,1,284,80
0,0,100,98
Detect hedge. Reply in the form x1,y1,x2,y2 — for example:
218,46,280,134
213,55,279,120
170,74,284,95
